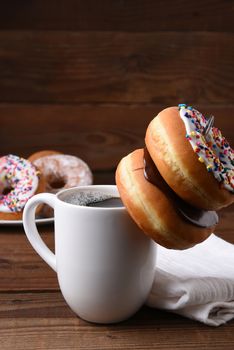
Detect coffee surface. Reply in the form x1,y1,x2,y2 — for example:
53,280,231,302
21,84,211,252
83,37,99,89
87,197,123,208
143,148,219,228
62,191,123,208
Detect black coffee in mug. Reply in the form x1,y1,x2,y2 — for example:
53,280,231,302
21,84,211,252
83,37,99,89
87,197,123,208
63,191,124,208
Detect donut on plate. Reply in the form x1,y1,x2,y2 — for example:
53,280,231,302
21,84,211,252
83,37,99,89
28,150,93,193
28,150,93,217
28,150,61,163
0,154,45,220
145,105,234,210
116,148,217,250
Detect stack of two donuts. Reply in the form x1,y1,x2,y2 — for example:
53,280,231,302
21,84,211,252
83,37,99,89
116,105,234,250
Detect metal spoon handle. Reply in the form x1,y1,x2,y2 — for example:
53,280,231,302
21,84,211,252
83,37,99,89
203,115,214,137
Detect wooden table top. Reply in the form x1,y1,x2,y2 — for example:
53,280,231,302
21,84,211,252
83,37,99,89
0,204,233,350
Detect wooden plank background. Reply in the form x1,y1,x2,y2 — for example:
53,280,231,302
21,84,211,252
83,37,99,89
0,31,233,104
0,1,233,183
0,1,233,32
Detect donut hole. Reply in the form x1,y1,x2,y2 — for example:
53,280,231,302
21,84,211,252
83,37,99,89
2,186,13,195
49,178,66,189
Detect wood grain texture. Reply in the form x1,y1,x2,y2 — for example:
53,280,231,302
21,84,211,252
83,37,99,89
0,31,233,104
1,104,233,171
0,228,58,291
0,1,234,347
0,0,233,32
0,294,234,350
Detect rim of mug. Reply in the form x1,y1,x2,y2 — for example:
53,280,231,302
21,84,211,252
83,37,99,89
55,185,126,210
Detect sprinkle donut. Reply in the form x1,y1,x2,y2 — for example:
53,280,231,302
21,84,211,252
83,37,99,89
179,104,234,193
145,106,234,210
0,154,45,220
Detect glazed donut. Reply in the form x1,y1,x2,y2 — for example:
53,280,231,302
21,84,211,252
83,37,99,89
145,105,234,210
29,151,93,193
28,151,93,217
115,149,217,250
28,150,61,163
0,154,45,220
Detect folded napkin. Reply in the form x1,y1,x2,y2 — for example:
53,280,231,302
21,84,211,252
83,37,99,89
146,234,234,326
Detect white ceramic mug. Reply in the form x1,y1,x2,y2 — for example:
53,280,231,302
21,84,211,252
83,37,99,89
23,185,156,324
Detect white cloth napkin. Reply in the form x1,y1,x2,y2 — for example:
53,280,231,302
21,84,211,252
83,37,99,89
146,234,234,326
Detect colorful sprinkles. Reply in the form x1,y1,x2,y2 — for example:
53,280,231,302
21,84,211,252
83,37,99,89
0,154,39,213
178,104,234,193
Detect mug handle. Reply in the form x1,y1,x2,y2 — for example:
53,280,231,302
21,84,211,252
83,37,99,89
23,193,56,272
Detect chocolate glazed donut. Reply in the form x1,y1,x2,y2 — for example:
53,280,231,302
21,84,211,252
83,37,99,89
115,149,217,250
143,148,218,228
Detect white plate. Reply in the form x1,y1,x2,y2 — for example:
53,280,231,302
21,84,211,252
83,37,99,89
0,217,54,226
